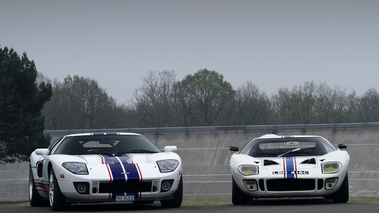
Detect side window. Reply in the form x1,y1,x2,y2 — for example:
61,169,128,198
48,137,64,152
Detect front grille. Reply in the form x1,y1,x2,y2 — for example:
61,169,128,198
259,179,265,191
99,181,152,193
317,179,323,190
266,179,315,191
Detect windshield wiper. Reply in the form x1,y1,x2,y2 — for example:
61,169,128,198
277,148,301,157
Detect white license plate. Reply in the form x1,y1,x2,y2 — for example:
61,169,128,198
115,195,135,202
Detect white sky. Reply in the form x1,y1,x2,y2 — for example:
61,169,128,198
1,0,378,104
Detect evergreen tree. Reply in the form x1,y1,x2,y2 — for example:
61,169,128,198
0,46,52,163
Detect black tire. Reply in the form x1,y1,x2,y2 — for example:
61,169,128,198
29,167,48,206
49,168,70,211
331,173,349,203
232,177,250,205
160,176,183,208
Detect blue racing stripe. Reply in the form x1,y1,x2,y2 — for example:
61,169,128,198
101,155,125,182
123,164,140,182
92,132,119,136
285,157,295,179
101,154,141,182
117,155,140,182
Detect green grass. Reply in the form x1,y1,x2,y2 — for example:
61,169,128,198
349,197,379,204
1,197,378,208
0,201,30,208
182,197,379,206
182,197,231,206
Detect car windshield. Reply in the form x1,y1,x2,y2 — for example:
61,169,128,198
54,135,161,155
241,137,336,157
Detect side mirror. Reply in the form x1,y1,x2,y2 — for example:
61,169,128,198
164,146,177,152
35,148,50,156
338,144,347,149
229,146,239,152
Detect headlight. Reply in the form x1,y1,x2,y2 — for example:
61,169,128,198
157,159,179,173
62,162,88,175
238,165,259,176
322,162,342,174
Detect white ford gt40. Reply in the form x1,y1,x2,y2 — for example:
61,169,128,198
229,134,350,205
29,133,183,210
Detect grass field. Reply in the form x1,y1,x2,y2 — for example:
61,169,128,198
181,197,379,206
1,197,378,208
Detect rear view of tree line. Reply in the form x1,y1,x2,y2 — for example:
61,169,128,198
43,69,379,129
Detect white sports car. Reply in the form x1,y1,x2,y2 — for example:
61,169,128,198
29,132,183,210
229,134,349,205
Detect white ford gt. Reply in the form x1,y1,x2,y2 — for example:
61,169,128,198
229,134,349,205
29,132,183,210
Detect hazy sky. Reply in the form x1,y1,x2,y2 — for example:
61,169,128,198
1,0,378,104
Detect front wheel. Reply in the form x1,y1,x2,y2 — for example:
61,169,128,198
49,168,70,211
232,177,250,205
331,173,349,203
160,176,183,208
29,167,48,206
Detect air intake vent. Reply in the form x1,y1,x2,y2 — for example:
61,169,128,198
264,160,279,166
301,158,316,164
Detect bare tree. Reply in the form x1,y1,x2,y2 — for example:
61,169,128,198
133,70,177,127
359,88,379,122
271,81,359,124
226,81,271,125
43,75,119,129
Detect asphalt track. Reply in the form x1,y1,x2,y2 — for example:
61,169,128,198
1,199,378,213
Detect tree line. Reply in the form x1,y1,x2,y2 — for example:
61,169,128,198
1,45,378,163
43,69,379,129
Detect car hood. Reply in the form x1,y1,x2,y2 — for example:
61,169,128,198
230,150,350,171
50,152,181,181
60,152,179,165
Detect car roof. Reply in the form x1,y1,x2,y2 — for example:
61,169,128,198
257,134,322,139
65,132,141,137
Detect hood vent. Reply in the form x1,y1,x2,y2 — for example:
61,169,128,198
264,160,279,166
301,158,316,164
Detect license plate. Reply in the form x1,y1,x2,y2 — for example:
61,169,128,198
115,195,135,202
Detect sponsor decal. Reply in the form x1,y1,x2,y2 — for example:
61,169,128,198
272,171,309,175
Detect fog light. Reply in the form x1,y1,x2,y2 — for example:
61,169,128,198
77,184,87,193
73,182,89,194
325,178,338,190
243,179,258,191
161,180,174,192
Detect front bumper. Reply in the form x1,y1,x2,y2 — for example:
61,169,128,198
58,171,182,202
233,171,347,198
